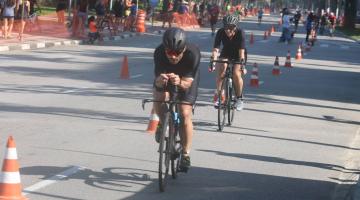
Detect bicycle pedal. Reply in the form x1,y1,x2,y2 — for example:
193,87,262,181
177,166,189,173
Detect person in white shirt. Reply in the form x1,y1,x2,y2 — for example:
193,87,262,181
281,9,291,44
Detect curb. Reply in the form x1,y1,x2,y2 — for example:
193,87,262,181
0,30,166,53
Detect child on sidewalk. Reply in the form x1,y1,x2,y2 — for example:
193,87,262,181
87,16,100,44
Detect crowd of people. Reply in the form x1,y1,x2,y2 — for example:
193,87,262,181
0,0,41,41
278,7,338,45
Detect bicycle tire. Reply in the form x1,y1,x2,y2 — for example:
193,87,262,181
228,82,236,125
170,121,181,179
218,78,228,131
159,112,170,192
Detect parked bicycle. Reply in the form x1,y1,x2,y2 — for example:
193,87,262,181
142,85,193,192
209,59,245,131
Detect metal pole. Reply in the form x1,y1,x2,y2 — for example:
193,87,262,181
68,0,73,20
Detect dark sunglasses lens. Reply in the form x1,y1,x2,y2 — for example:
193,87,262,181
225,26,236,31
166,49,181,56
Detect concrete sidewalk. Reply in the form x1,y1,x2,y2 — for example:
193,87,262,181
0,16,166,52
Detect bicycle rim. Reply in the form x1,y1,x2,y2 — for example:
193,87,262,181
159,113,170,192
218,79,228,131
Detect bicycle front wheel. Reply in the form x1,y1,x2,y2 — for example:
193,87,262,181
170,121,181,179
228,84,236,125
218,78,228,131
159,112,170,192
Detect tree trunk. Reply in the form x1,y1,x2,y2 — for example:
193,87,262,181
344,0,357,29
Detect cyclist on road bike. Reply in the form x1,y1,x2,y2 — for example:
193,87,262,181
211,15,246,111
153,27,201,172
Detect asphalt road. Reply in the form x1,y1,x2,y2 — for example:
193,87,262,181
0,15,359,200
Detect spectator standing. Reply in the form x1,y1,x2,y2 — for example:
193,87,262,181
17,0,30,41
56,0,66,23
2,0,17,39
129,0,137,31
319,12,328,35
305,11,314,42
75,0,88,37
281,9,291,44
161,0,171,28
293,10,301,32
94,0,105,26
112,0,123,31
328,12,336,37
257,8,263,25
209,3,219,35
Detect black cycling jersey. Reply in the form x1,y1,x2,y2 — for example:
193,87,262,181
213,27,246,61
153,43,201,104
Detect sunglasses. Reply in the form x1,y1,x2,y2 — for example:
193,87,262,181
224,25,236,31
165,49,183,57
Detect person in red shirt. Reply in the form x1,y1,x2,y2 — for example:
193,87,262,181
87,16,100,44
328,12,336,37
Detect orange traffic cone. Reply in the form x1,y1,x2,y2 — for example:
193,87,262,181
0,136,28,200
271,25,275,33
263,31,268,40
250,32,254,44
146,108,159,134
250,63,259,87
295,45,302,60
272,56,281,75
284,51,292,68
120,55,130,79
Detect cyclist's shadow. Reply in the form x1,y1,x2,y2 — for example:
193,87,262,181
21,165,156,194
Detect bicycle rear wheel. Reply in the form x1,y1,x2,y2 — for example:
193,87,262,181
218,78,228,131
159,112,170,192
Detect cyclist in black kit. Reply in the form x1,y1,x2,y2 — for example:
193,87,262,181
211,15,246,111
153,27,201,172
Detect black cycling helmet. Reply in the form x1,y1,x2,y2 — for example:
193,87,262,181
222,15,239,27
162,27,186,53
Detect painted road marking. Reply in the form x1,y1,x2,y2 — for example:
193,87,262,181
130,74,143,79
320,44,329,48
340,45,349,50
23,166,85,196
62,87,89,94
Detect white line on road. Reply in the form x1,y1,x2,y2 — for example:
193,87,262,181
320,44,329,48
130,74,143,79
340,45,349,50
23,165,85,196
62,87,89,94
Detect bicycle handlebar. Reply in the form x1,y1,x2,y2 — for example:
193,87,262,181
142,99,193,110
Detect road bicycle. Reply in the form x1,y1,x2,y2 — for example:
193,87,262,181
142,85,193,192
209,59,245,131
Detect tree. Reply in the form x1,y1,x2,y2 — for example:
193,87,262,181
343,0,357,29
